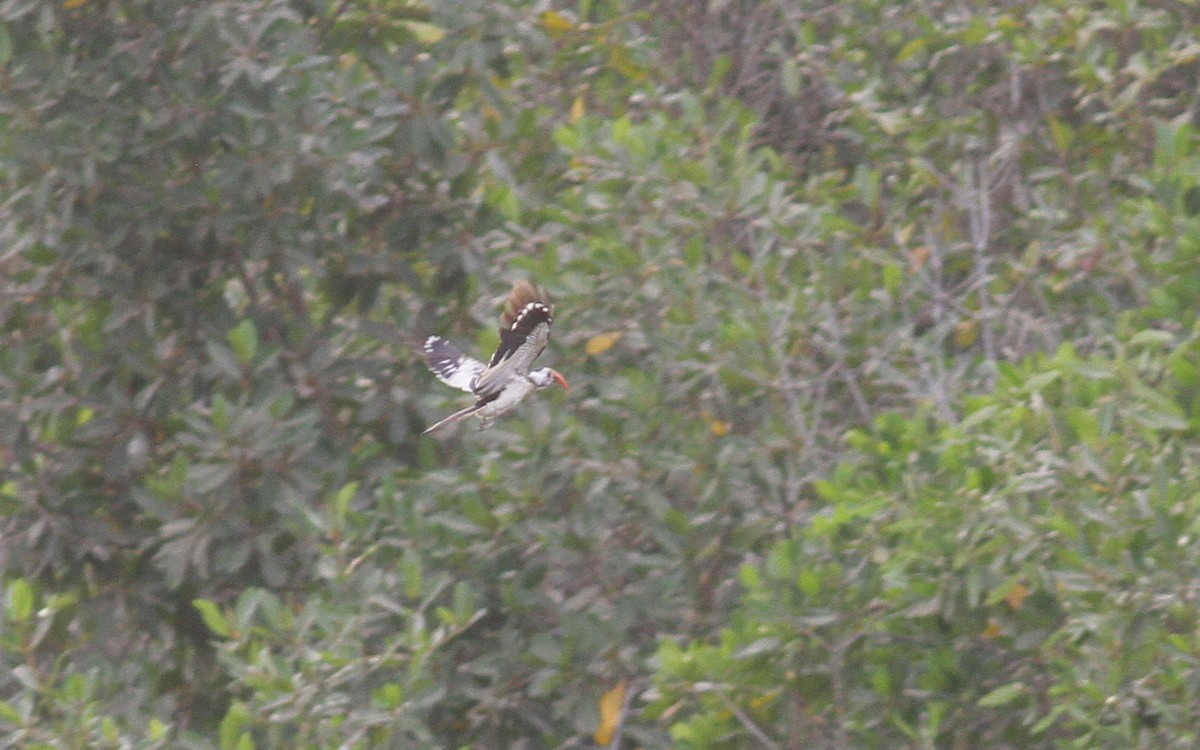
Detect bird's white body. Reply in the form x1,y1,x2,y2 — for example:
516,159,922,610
474,375,537,428
421,371,545,434
421,281,567,434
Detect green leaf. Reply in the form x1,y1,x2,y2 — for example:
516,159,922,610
0,700,21,726
101,716,118,742
146,718,168,741
219,702,250,750
228,319,258,365
403,20,445,44
212,394,229,432
796,568,821,598
553,124,580,150
451,581,475,621
611,116,634,148
977,682,1026,707
1030,704,1068,735
372,683,404,710
1131,384,1188,430
960,15,989,44
193,599,232,638
1129,329,1175,348
0,23,11,69
731,637,781,660
333,481,358,520
738,563,761,590
895,37,926,63
402,548,423,600
1022,370,1061,394
6,579,33,623
1047,115,1073,154
812,479,840,502
706,55,731,90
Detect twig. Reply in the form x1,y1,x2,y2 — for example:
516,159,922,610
921,216,958,425
713,686,782,750
820,298,872,426
967,153,998,385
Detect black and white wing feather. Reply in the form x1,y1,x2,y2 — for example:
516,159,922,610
420,280,559,435
422,336,486,393
475,298,554,398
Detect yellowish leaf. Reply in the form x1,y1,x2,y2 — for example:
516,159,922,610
895,37,927,63
540,10,575,35
593,679,626,746
403,20,445,45
701,411,730,437
1005,583,1029,611
568,156,589,174
570,95,586,124
585,331,622,357
954,319,978,349
64,0,88,7
747,689,779,709
982,620,1002,639
608,45,645,80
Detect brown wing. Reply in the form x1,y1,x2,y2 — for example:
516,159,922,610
472,281,555,397
488,281,553,369
499,280,552,330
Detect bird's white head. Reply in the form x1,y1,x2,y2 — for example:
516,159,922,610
528,368,569,391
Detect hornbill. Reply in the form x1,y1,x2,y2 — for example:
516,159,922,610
421,280,568,434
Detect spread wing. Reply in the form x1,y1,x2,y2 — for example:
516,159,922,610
422,335,486,393
471,281,554,398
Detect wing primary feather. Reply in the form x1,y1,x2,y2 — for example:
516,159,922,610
423,335,485,393
487,306,552,368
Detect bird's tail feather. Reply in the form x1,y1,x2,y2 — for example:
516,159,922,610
422,403,482,434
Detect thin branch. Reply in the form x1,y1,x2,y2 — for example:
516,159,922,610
921,214,958,425
820,298,873,426
769,291,815,454
712,686,782,750
967,153,998,385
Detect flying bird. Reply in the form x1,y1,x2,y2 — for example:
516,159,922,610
421,280,568,434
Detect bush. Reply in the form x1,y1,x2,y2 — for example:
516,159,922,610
651,330,1200,748
4,0,1200,747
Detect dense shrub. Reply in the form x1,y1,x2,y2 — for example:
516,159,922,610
652,330,1200,748
2,0,1199,747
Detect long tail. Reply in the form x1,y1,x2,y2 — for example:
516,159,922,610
422,403,483,434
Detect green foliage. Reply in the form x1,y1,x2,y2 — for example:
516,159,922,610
0,578,170,749
652,332,1200,748
2,0,1200,747
0,0,518,743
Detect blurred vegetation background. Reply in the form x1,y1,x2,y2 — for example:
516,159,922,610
3,0,1200,747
